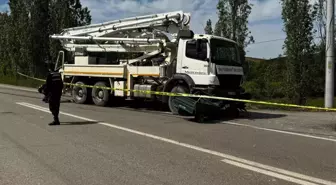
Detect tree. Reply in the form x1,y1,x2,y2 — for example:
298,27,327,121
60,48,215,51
7,0,32,75
312,0,326,44
281,0,316,104
0,12,11,75
213,0,254,64
49,0,92,64
3,0,91,77
309,0,327,96
204,19,213,34
214,0,254,49
30,0,51,77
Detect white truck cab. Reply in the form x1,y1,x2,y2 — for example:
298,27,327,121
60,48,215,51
177,34,243,87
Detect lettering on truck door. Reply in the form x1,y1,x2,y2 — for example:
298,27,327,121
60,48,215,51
181,39,209,84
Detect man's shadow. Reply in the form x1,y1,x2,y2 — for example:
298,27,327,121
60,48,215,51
58,121,99,126
183,110,287,124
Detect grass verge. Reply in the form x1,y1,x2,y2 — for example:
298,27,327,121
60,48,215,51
0,75,44,89
246,97,336,112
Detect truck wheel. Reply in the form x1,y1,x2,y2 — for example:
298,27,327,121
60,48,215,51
225,106,240,118
168,85,189,115
92,81,110,107
72,81,90,104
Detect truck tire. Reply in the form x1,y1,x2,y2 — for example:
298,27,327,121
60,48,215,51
227,106,240,118
168,85,189,115
72,81,90,104
92,81,110,107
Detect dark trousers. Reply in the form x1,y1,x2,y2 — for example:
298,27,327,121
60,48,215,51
49,96,61,122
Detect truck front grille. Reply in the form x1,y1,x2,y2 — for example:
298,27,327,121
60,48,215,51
217,75,242,90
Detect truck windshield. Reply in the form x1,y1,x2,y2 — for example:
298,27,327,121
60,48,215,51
210,38,240,66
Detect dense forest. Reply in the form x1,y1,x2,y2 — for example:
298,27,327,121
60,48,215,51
0,0,333,106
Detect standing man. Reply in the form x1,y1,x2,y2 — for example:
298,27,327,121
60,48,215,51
44,61,64,125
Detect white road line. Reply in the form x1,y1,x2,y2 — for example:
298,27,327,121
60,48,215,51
223,121,336,143
221,157,336,185
17,102,336,185
221,159,317,185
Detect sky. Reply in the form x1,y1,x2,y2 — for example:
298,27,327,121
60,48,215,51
0,0,322,59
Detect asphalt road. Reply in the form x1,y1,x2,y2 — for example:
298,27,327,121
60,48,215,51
0,84,336,185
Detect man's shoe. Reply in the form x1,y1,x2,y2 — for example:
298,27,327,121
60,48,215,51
49,121,60,126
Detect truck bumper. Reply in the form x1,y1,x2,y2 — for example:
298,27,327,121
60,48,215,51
202,86,251,100
200,87,251,110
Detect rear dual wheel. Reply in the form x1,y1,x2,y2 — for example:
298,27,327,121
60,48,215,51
91,81,110,107
72,81,90,104
72,81,110,107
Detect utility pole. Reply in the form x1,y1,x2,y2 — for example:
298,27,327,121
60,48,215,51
325,0,335,108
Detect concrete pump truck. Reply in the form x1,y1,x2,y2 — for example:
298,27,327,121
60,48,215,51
49,10,251,116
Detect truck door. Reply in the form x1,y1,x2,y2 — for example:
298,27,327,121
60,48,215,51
179,39,210,85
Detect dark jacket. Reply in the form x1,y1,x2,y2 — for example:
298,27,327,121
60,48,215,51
45,71,64,98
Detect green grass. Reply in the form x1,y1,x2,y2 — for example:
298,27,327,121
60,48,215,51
246,97,336,112
305,97,336,108
0,75,44,89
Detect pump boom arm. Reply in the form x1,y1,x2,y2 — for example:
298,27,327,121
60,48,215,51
50,11,191,66
50,11,191,43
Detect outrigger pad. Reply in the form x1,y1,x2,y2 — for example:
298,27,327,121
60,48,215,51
172,96,222,123
194,98,222,122
173,96,197,116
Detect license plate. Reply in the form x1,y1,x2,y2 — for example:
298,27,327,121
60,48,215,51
228,92,236,95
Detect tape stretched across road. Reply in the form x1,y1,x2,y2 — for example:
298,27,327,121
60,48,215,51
17,72,336,112
17,72,47,82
